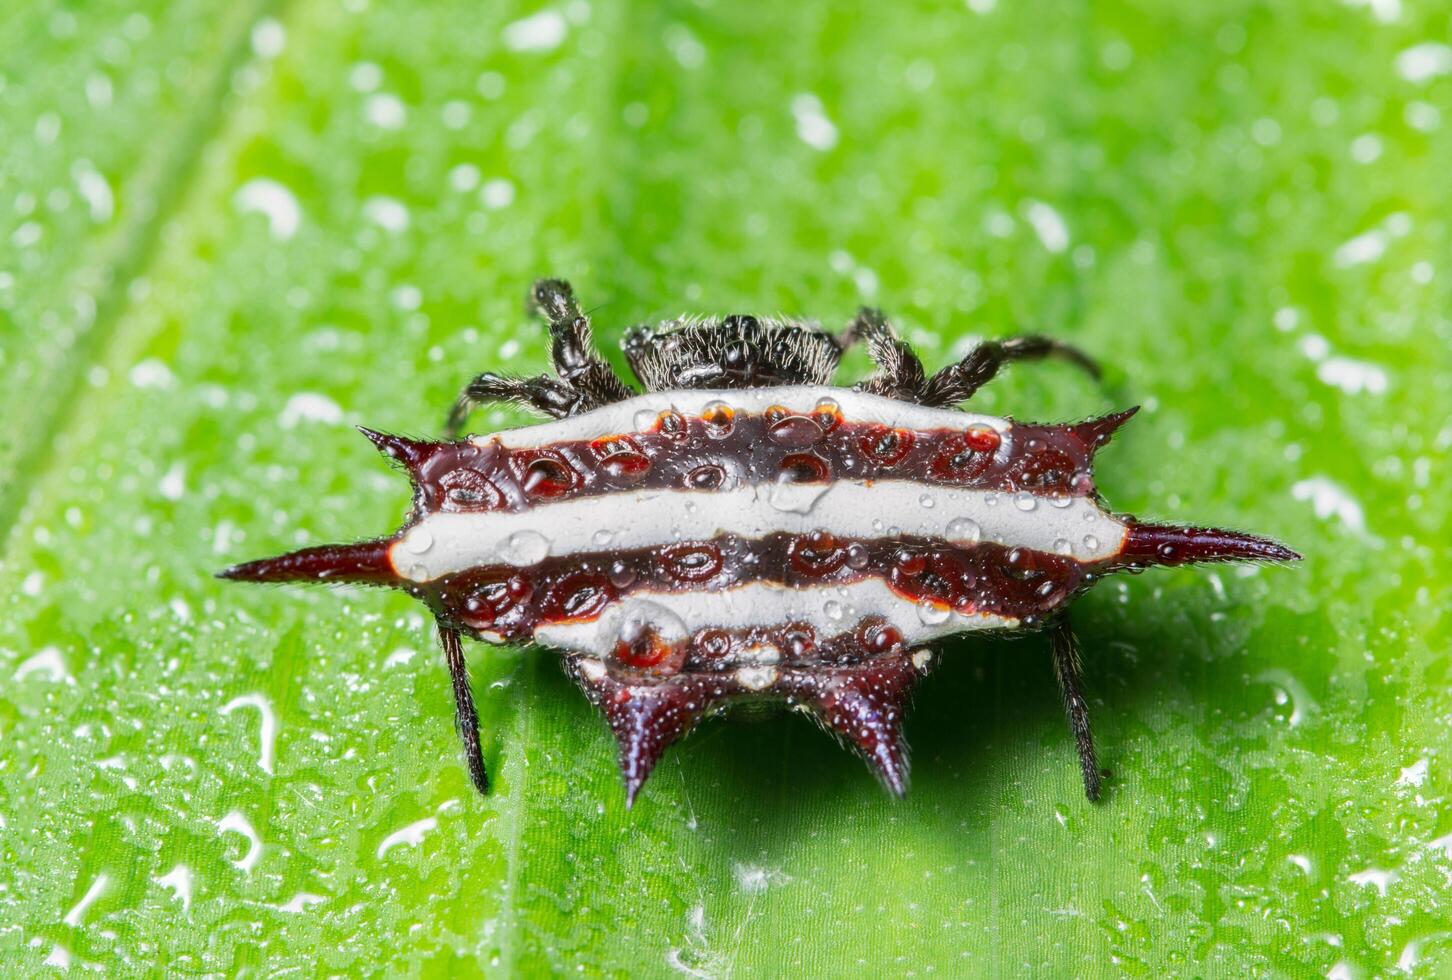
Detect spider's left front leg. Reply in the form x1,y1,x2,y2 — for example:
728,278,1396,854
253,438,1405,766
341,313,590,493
443,371,580,438
1051,617,1101,801
919,335,1100,407
530,278,635,410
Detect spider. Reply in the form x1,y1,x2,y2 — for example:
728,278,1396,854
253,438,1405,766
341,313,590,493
223,279,1297,805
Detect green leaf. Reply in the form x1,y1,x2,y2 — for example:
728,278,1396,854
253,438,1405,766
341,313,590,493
3,0,1449,974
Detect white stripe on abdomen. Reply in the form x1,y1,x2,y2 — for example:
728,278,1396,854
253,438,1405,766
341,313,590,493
389,479,1128,582
532,579,1017,660
474,385,1011,449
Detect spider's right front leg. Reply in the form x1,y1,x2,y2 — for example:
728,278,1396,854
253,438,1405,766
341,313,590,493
919,335,1100,407
1051,617,1102,802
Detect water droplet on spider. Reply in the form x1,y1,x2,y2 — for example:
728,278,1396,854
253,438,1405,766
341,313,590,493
499,529,549,565
615,610,648,645
625,599,689,641
614,601,689,663
983,492,999,507
403,528,434,553
522,456,575,497
593,529,615,546
946,517,981,542
632,408,659,431
917,601,951,625
1014,491,1038,512
1035,580,1057,597
813,398,844,432
1082,533,1100,552
823,600,845,621
845,543,870,569
767,414,823,447
1053,537,1073,556
608,560,637,588
768,478,830,514
701,400,735,436
919,493,936,509
687,463,727,490
1050,494,1073,509
599,450,650,480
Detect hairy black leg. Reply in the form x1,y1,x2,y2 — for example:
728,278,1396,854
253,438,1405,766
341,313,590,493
529,278,635,409
439,623,490,795
1051,618,1101,802
444,372,579,437
846,308,928,400
830,319,862,357
919,335,1101,407
620,324,658,388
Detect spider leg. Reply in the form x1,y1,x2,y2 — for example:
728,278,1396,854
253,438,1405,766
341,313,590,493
1050,617,1101,802
846,307,928,400
919,334,1100,407
831,322,862,357
620,323,659,389
438,623,489,795
529,278,635,409
444,371,579,437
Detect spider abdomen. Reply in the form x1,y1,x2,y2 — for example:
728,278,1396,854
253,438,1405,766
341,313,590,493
383,387,1125,670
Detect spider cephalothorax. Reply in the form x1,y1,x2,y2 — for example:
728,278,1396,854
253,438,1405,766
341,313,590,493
223,278,1298,805
622,314,844,391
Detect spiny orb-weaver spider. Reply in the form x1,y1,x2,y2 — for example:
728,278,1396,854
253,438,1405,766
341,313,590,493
223,279,1298,805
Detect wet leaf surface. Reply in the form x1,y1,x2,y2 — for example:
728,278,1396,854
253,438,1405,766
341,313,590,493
2,0,1449,974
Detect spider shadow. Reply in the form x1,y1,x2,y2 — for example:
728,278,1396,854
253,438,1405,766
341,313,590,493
520,582,1245,853
628,598,1189,843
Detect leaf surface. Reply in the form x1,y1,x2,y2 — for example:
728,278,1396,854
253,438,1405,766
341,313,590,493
2,1,1449,975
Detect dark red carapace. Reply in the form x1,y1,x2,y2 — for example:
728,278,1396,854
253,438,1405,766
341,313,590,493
223,280,1298,805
